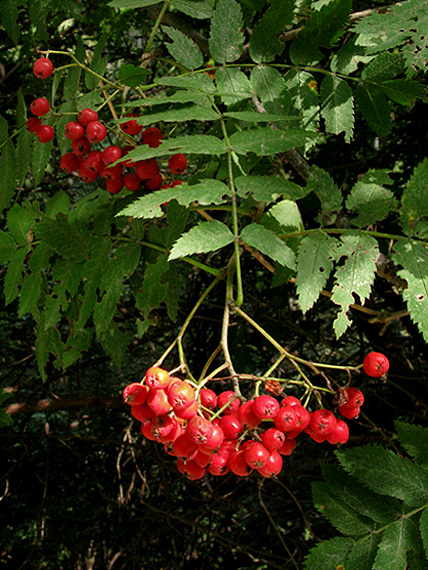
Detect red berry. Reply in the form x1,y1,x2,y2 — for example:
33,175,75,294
106,178,124,194
102,145,122,166
273,406,299,432
257,450,283,478
145,366,170,390
60,152,80,173
326,419,349,445
217,390,240,415
168,153,187,174
228,448,252,477
142,127,163,148
146,388,172,415
33,57,54,79
143,173,163,191
244,441,270,469
237,400,261,429
123,382,147,406
85,120,107,143
341,387,364,410
171,433,198,460
72,136,91,155
78,108,98,126
208,450,230,476
78,162,98,182
167,379,196,411
135,159,159,180
310,409,337,436
64,121,85,140
199,424,225,453
120,113,143,135
85,150,104,172
199,388,217,411
260,428,286,452
218,414,243,440
123,173,141,192
30,97,50,117
149,414,175,440
278,438,297,456
100,164,124,180
253,395,280,419
338,405,361,420
186,416,214,446
36,124,54,143
27,117,41,133
174,399,198,420
177,459,206,481
130,402,155,423
363,352,389,378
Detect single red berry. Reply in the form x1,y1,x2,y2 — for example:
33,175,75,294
186,416,214,446
310,409,337,436
145,367,170,390
326,419,350,445
208,450,230,476
244,441,270,469
217,390,240,415
305,425,328,443
85,120,107,143
273,406,299,432
237,400,262,429
30,97,50,117
78,162,98,182
174,399,199,420
177,459,207,481
78,108,99,126
257,450,283,478
72,136,91,155
27,117,42,133
130,402,155,423
219,414,243,440
228,448,253,477
100,164,124,180
149,414,175,440
36,124,54,143
168,153,187,174
146,387,172,415
135,159,159,180
142,127,163,148
106,178,124,195
278,438,297,456
60,152,80,173
199,424,225,453
64,121,85,140
143,173,163,191
260,428,286,452
341,387,364,410
33,57,54,79
85,150,104,172
120,113,143,135
171,433,199,460
123,382,148,406
102,145,122,166
199,388,217,411
363,352,389,378
167,379,196,411
253,395,280,419
338,405,361,420
123,173,141,192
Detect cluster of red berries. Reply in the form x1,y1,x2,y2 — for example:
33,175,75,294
28,57,188,194
123,365,371,481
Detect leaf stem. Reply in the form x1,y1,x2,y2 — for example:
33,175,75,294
145,0,172,54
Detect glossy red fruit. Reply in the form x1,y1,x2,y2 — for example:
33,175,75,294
100,164,123,180
326,419,350,445
36,124,54,143
64,121,85,140
85,150,104,172
145,366,170,390
185,416,214,446
27,117,41,133
33,57,54,79
72,136,91,155
278,438,297,456
78,108,99,126
199,388,217,411
135,158,159,180
121,146,137,168
244,441,270,469
341,387,364,410
146,388,172,415
257,450,283,478
120,113,143,135
217,390,240,415
177,458,206,480
219,414,243,440
174,399,199,420
168,153,187,174
123,173,141,192
253,395,280,419
60,152,80,173
149,414,175,440
310,409,337,436
363,352,389,378
228,448,253,477
130,401,155,423
85,120,107,143
78,162,98,182
30,97,50,117
143,173,163,190
142,127,163,148
237,400,261,429
305,425,328,443
199,424,225,453
260,428,286,452
168,379,196,411
338,405,361,420
123,382,147,406
171,433,198,460
102,145,122,166
273,406,299,432
106,178,124,195
208,450,230,476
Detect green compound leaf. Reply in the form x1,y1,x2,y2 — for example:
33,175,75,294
249,0,294,63
331,232,378,338
172,0,214,19
283,69,320,136
32,138,54,188
229,127,314,156
98,324,128,367
303,536,354,570
0,139,16,213
400,157,428,239
336,444,428,508
1,0,20,44
346,169,396,228
250,66,291,129
117,64,150,87
163,26,204,70
118,180,231,219
320,74,354,142
168,220,234,261
296,231,337,314
378,79,427,105
355,83,391,137
240,223,296,270
392,240,428,342
344,534,383,570
0,231,17,264
215,67,253,107
120,105,220,126
7,203,34,246
156,73,217,93
306,165,342,222
421,508,428,560
235,175,308,202
373,518,418,570
209,0,244,63
395,421,428,468
4,247,27,306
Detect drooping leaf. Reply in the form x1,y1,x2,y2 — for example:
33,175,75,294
400,157,428,239
331,36,373,75
1,0,20,44
118,180,231,219
393,240,428,342
320,74,354,142
336,444,428,508
0,231,17,263
209,0,244,63
296,231,337,314
98,324,128,367
331,232,378,338
249,0,294,63
168,220,234,261
378,79,427,105
344,534,383,570
240,223,296,270
262,200,303,233
85,34,107,90
361,50,405,83
163,26,204,70
420,508,428,559
121,105,220,125
215,67,253,107
346,169,396,227
16,128,33,189
32,138,54,188
63,37,85,99
4,247,27,306
156,73,217,93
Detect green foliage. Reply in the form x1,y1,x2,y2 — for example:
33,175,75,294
304,421,428,570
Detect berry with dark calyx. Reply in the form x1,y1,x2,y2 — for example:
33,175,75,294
228,448,253,477
340,387,364,410
72,136,91,155
33,57,54,79
310,409,337,436
257,450,283,478
208,450,230,476
338,405,361,420
273,406,299,432
85,150,104,172
305,425,328,443
260,428,286,452
237,400,261,429
185,415,214,446
363,352,389,378
167,378,196,411
174,399,198,420
177,458,207,481
123,382,148,406
78,108,98,126
106,178,124,195
171,433,199,460
244,441,270,470
145,366,170,390
78,162,98,182
135,158,159,180
100,164,124,180
141,127,163,148
149,414,175,440
36,124,54,143
27,117,41,133
253,395,280,419
60,152,80,173
198,424,225,454
143,173,163,191
193,449,213,469
85,120,107,143
30,97,50,117
102,145,122,166
123,173,141,192
65,121,85,140
168,153,187,174
120,113,143,135
217,390,240,415
326,419,349,445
